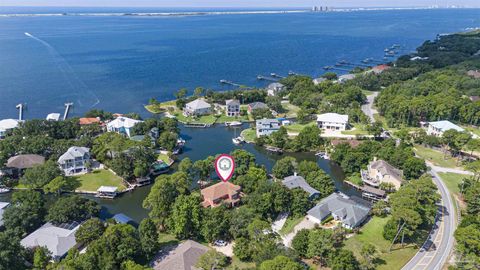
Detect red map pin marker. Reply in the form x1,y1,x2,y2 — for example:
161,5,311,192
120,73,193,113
215,154,235,182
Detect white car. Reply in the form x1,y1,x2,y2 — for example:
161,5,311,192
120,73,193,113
214,240,227,247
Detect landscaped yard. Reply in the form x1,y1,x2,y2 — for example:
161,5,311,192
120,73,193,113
344,216,418,270
174,113,218,125
341,123,370,136
414,145,460,169
280,101,301,118
240,128,256,143
284,121,316,133
279,216,304,235
72,169,126,192
227,256,256,270
462,125,480,137
157,153,172,164
145,100,177,114
438,172,465,196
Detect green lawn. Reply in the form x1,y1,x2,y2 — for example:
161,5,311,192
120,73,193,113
174,113,218,125
462,125,480,137
227,256,256,270
145,100,178,114
344,216,418,270
240,128,256,143
414,145,459,169
72,169,126,192
438,172,465,196
157,153,171,163
279,216,304,235
285,121,316,133
280,101,301,118
341,123,370,135
215,114,249,123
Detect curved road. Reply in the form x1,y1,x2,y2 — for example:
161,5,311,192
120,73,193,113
361,92,378,123
402,167,457,270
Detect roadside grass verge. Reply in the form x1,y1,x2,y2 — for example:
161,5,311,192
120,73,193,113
344,216,418,270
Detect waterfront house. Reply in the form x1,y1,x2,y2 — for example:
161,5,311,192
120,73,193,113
183,99,212,116
106,116,142,138
20,221,80,261
256,118,281,137
151,240,209,270
58,147,91,176
313,77,327,85
467,70,480,79
266,82,285,96
247,101,268,113
96,186,118,199
0,119,19,139
337,74,356,83
426,120,465,137
282,173,320,199
361,158,404,190
307,193,371,229
370,64,391,74
317,113,349,131
200,181,242,208
46,113,61,121
0,202,9,227
79,117,102,126
225,99,240,117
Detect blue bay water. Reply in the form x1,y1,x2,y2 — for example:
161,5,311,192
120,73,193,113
0,8,479,119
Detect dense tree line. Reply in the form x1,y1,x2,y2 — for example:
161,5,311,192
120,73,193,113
255,125,325,152
330,139,426,180
375,69,480,127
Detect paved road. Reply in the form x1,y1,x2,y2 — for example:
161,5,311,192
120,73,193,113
429,164,473,176
361,92,379,123
402,167,457,270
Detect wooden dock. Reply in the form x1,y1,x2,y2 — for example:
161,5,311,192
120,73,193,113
265,146,283,154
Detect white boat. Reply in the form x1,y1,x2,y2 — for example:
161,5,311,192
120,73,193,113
0,188,11,194
315,152,330,159
225,121,242,127
232,136,245,145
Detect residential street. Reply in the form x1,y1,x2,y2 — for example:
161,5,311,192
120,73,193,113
361,92,379,123
402,167,457,270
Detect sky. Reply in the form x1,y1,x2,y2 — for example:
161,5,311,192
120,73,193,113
0,0,479,8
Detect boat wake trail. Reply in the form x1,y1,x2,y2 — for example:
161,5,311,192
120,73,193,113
24,32,101,109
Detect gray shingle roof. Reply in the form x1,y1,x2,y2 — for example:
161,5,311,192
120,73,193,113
370,160,404,182
248,102,268,110
153,240,210,270
225,99,240,106
20,222,79,259
186,99,211,110
307,193,371,228
58,147,90,164
282,175,320,197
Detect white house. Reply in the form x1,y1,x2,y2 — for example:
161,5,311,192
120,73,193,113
256,119,281,137
58,147,91,176
21,222,80,261
183,99,212,116
317,113,349,131
337,74,356,83
106,116,142,138
266,82,285,96
225,99,240,117
427,120,465,137
0,119,19,138
313,77,327,85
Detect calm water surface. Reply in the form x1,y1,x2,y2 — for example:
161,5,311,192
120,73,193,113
0,8,479,119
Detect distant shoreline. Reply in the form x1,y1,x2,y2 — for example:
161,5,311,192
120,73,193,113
0,6,473,18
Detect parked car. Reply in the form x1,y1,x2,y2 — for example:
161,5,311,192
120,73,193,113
214,240,227,247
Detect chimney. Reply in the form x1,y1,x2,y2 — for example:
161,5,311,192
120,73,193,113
294,172,297,177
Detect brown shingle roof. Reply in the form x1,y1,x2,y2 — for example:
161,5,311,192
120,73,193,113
79,117,101,125
201,182,241,202
6,154,45,169
331,139,362,148
370,160,404,182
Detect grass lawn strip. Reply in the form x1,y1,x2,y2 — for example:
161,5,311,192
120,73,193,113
344,216,418,270
414,145,460,169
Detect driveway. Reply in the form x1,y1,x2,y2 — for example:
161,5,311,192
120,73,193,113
281,217,316,247
211,242,234,257
361,92,378,123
